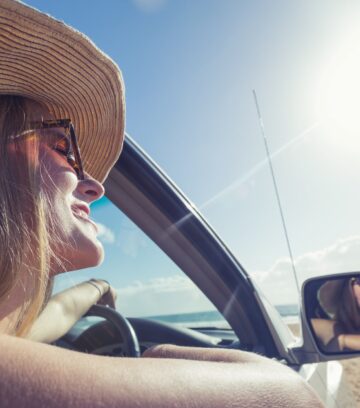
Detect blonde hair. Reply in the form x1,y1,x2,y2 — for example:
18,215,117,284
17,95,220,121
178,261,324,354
0,95,52,336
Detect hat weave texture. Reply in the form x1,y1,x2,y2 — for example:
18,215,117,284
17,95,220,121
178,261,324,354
0,0,125,182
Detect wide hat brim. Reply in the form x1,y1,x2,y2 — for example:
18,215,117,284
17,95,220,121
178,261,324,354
0,0,125,183
318,279,346,316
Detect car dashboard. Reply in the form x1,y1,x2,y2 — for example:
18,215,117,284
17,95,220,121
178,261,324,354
56,317,239,357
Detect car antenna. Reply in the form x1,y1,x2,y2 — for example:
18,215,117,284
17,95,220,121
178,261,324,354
252,89,300,295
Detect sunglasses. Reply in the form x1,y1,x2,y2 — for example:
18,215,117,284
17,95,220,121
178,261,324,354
13,119,85,180
352,277,360,286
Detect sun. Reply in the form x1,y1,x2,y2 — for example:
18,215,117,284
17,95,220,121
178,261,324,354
316,42,360,137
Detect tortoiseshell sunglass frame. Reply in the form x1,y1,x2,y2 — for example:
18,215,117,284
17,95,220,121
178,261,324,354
30,119,85,181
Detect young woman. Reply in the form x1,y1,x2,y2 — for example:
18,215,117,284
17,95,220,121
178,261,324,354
0,1,324,407
0,95,118,339
312,277,360,352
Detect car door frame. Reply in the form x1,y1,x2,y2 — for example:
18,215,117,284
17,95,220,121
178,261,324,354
105,135,298,362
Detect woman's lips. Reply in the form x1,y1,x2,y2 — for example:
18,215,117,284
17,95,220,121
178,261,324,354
71,205,98,233
71,203,90,217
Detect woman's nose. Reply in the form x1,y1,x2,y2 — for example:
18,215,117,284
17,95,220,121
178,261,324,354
76,174,105,203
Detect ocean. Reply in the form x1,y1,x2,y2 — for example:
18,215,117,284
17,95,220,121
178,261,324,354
146,304,299,328
80,304,299,330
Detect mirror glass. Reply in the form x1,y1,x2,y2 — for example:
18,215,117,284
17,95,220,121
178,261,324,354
304,274,360,354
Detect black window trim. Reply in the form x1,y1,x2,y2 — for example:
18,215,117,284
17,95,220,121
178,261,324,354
105,134,281,358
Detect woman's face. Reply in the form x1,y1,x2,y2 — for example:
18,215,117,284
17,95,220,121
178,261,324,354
352,279,360,307
21,101,105,274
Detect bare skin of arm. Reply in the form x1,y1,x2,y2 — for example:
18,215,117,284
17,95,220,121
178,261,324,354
338,334,360,351
311,319,360,351
27,280,115,343
311,318,337,346
0,335,324,408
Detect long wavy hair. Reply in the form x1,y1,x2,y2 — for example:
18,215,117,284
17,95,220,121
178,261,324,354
0,95,54,336
336,278,360,333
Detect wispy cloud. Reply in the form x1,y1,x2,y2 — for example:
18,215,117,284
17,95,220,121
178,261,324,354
96,223,116,244
252,235,360,305
96,221,148,257
116,228,147,258
119,275,194,295
116,275,212,316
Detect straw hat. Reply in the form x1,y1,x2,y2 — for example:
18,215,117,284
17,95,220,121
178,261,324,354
318,279,347,317
0,0,125,182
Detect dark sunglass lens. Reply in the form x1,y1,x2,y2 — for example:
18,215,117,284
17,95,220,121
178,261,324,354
33,120,83,180
46,130,81,179
54,136,71,154
66,156,81,179
354,277,360,286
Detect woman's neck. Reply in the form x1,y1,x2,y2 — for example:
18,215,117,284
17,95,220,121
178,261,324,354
0,272,33,335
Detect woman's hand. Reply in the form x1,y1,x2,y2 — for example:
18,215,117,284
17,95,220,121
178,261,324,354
28,279,118,343
87,279,117,309
96,284,117,309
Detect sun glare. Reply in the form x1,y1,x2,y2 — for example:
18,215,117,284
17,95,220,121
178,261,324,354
317,40,360,137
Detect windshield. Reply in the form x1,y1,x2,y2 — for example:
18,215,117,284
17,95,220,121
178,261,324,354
54,197,231,329
36,0,360,326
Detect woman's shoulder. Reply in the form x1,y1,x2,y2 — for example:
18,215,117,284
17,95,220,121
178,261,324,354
311,318,337,335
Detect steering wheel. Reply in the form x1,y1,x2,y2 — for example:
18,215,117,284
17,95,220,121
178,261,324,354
85,304,141,357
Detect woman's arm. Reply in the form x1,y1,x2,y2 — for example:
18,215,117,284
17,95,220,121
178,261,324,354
338,334,360,351
0,335,324,408
27,280,116,343
143,343,267,362
310,319,360,351
310,318,337,347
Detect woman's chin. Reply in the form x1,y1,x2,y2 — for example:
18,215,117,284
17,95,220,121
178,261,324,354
51,239,104,274
74,240,105,270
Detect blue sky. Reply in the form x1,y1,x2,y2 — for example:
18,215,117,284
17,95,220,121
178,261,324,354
24,1,360,314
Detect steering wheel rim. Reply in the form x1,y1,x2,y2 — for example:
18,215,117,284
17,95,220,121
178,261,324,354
85,304,141,357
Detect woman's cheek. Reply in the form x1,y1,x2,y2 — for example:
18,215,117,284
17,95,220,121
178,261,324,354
40,149,78,194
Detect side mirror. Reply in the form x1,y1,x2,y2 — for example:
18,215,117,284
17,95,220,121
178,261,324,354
303,273,360,355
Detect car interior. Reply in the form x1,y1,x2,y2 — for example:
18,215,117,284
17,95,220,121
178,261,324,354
55,136,284,360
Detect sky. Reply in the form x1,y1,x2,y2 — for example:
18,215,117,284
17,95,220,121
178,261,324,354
23,0,360,315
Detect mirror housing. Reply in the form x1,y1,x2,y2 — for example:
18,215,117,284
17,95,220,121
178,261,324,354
291,272,360,364
304,273,360,354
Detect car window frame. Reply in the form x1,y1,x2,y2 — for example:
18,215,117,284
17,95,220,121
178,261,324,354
104,135,283,358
